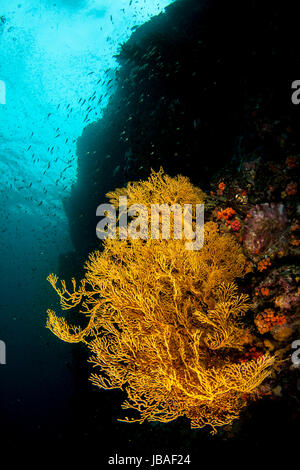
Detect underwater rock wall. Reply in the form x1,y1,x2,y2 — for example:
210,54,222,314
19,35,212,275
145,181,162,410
39,0,300,456
63,0,300,267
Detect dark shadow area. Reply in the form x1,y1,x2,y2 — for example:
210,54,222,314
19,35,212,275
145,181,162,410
1,0,300,465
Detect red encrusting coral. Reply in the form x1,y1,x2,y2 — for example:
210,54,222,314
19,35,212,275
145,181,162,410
217,207,236,221
230,219,241,232
257,258,271,272
255,309,287,334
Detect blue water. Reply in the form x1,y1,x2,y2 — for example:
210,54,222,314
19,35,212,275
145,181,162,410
0,0,173,440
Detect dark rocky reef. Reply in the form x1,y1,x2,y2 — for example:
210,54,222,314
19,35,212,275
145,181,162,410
52,0,300,458
62,0,300,269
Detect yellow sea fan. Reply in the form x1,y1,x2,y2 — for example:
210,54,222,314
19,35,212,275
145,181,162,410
46,310,86,343
106,167,206,209
46,170,274,433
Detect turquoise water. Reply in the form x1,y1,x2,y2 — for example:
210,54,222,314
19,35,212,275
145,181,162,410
1,0,299,463
0,0,172,267
0,0,173,444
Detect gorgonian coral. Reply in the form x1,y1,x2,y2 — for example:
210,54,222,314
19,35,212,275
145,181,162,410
243,203,288,259
46,170,273,433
